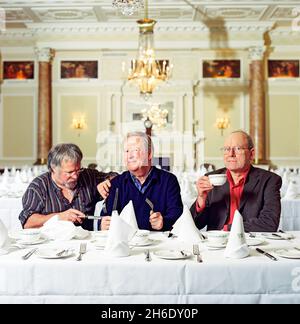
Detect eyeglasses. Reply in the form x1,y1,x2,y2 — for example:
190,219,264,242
61,167,84,177
220,146,250,154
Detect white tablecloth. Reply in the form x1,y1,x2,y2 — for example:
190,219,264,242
280,199,300,231
0,198,22,231
1,232,300,304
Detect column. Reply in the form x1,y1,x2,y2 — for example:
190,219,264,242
35,47,55,165
248,46,268,164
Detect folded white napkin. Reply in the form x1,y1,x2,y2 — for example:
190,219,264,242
40,215,90,241
283,180,300,199
224,210,250,259
119,200,139,231
105,211,137,257
0,219,10,255
172,205,202,243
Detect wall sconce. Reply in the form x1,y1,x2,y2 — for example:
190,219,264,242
215,117,230,136
72,116,86,136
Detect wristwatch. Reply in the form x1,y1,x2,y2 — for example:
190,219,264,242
144,118,153,129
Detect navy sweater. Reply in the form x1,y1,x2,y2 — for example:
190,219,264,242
101,167,183,231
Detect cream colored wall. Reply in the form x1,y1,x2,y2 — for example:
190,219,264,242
1,35,300,169
2,95,35,158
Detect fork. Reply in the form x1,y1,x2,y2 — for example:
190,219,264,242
76,243,87,261
144,249,151,262
22,248,38,260
193,244,203,263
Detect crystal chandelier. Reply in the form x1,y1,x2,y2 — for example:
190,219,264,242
112,0,144,16
142,104,168,130
127,0,173,100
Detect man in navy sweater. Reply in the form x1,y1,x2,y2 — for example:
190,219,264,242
100,132,183,231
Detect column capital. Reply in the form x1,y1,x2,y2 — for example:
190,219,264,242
35,47,55,62
248,46,265,61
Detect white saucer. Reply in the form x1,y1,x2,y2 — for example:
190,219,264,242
16,237,47,245
274,249,300,259
36,248,74,259
246,238,265,246
154,250,192,260
205,242,227,249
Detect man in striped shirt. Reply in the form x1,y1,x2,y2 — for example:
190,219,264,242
19,143,114,231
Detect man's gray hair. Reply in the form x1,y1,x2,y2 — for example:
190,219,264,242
47,143,83,171
126,131,154,155
231,130,254,149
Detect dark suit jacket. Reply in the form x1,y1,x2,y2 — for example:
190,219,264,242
190,166,282,232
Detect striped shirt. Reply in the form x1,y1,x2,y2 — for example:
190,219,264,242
19,168,109,231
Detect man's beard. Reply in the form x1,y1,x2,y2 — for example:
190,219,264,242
64,180,77,190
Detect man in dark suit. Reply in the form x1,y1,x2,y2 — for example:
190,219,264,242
190,130,282,232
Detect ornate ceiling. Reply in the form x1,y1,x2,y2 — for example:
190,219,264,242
0,0,299,27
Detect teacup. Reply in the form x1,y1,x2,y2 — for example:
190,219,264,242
131,230,150,244
208,174,227,186
20,229,41,243
206,230,229,245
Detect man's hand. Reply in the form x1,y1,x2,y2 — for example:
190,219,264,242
58,208,85,224
149,212,163,230
196,176,213,208
97,179,111,199
100,216,111,231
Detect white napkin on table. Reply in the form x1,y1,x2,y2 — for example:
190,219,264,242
0,219,10,255
119,200,139,231
171,205,202,243
224,210,250,259
40,215,90,241
105,210,137,257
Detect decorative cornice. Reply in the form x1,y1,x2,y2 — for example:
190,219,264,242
269,26,300,36
0,21,275,39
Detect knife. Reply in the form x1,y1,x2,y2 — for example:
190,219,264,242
145,198,154,212
112,188,119,211
256,248,278,261
84,215,102,220
272,233,282,238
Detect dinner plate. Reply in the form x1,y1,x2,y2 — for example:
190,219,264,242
154,250,192,260
261,233,293,240
92,231,109,239
246,238,265,246
274,249,300,259
36,248,74,259
16,237,47,245
130,239,159,247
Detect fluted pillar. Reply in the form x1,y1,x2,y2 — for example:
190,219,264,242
35,47,55,165
249,46,268,164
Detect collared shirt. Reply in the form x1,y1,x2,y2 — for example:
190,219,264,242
130,167,153,194
101,166,183,231
19,168,108,230
223,168,250,231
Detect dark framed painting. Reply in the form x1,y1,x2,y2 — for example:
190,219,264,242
268,60,299,78
3,61,34,80
203,60,241,78
60,60,98,79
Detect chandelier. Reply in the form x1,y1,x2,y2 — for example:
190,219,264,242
127,0,173,100
142,104,168,130
112,0,144,16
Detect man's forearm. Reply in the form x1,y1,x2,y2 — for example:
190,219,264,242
23,212,57,228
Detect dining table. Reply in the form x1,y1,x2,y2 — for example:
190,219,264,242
1,231,300,304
